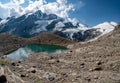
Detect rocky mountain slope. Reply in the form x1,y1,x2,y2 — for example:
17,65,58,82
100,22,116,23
0,24,119,83
0,10,117,42
0,33,26,55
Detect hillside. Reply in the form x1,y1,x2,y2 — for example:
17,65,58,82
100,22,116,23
27,33,74,46
0,25,119,83
0,33,26,55
0,33,73,55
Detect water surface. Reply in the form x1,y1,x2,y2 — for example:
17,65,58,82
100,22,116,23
7,44,67,61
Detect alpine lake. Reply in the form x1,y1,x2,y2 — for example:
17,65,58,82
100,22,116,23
7,44,67,61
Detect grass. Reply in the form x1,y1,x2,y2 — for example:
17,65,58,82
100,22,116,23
0,59,9,66
35,80,41,83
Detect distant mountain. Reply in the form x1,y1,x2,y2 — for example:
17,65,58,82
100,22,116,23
0,10,117,42
0,10,65,37
54,22,117,41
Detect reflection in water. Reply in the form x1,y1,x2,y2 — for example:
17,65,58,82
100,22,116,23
7,44,67,61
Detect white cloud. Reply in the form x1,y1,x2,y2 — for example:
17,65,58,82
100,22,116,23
0,0,83,24
23,0,74,20
0,1,24,18
12,0,25,5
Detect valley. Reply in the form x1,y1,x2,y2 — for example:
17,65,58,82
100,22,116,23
0,24,119,83
0,6,119,83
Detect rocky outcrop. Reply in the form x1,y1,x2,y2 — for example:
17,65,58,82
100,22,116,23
0,18,2,21
0,75,7,83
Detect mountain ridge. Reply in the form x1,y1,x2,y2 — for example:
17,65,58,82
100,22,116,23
0,10,118,42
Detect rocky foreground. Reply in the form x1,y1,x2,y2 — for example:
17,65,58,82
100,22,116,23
0,25,120,83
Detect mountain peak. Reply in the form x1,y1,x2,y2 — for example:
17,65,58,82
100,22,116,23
110,21,117,26
93,21,117,28
34,10,43,15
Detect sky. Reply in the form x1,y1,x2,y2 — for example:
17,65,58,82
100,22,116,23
0,0,120,26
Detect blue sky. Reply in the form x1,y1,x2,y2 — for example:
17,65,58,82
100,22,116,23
70,0,120,26
0,0,120,26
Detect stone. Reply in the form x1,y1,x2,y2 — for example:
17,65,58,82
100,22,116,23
80,63,85,66
56,59,60,63
89,69,93,72
32,66,36,68
96,61,102,65
94,67,102,71
21,74,26,77
48,76,55,81
11,62,16,66
18,61,21,63
94,75,98,79
84,77,91,81
31,69,36,73
43,72,56,81
0,75,7,83
50,56,54,59
70,50,73,53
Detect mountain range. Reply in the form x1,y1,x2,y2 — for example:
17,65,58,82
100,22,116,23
0,10,120,83
0,10,118,41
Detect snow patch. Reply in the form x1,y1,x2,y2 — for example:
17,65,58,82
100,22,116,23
110,21,118,26
88,22,117,42
30,20,48,35
0,19,8,25
54,22,65,31
92,22,116,35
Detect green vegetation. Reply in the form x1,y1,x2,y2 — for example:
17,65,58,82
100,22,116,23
0,59,9,66
35,80,41,83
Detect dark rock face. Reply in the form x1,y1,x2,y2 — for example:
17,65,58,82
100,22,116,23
0,18,2,21
54,28,102,42
0,75,7,83
83,29,101,41
54,31,69,39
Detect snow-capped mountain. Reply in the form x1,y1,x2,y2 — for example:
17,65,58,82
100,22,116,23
0,10,117,42
0,10,65,37
54,21,117,41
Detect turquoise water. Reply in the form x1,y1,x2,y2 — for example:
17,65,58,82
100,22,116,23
7,44,67,61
